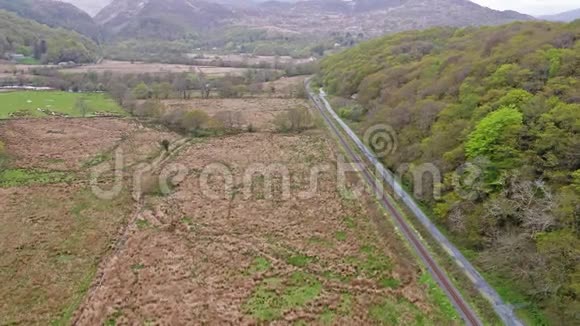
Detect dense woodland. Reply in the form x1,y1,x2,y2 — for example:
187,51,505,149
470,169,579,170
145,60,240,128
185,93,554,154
0,0,101,41
320,21,580,323
102,27,349,63
0,10,99,64
0,0,363,64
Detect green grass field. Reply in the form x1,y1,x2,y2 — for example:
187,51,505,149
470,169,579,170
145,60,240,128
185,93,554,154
0,91,126,119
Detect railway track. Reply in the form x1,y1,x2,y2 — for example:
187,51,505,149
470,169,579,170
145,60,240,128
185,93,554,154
306,81,490,326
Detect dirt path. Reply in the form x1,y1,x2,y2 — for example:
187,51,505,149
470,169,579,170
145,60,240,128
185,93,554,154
71,136,192,325
70,131,457,325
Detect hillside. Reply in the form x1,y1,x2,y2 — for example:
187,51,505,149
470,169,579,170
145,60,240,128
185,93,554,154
96,0,531,41
319,21,580,324
60,0,113,16
0,0,101,41
96,0,235,40
540,8,580,22
0,10,99,64
249,0,532,36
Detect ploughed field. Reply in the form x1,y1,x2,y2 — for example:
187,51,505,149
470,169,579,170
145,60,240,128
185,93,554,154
0,99,457,324
187,54,315,66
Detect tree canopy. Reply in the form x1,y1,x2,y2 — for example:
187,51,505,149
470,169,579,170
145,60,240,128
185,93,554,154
0,10,99,64
319,21,580,323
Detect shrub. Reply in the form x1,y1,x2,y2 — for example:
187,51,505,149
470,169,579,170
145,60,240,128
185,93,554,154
180,110,210,133
338,105,365,122
160,140,170,152
133,82,151,100
273,106,314,132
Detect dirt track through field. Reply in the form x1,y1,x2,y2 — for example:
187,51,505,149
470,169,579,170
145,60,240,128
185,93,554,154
0,118,183,325
72,136,191,325
72,132,456,325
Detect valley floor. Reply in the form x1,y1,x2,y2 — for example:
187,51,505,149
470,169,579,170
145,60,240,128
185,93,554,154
1,99,457,324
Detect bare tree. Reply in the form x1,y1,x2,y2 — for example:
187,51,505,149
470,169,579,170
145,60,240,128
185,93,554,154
172,74,189,100
75,97,89,117
485,177,555,237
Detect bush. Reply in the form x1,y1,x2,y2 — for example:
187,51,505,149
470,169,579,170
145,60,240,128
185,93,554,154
338,105,365,122
274,106,314,132
160,139,170,151
133,82,151,100
181,110,210,133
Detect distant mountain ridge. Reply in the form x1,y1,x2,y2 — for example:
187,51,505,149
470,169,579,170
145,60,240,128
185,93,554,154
250,0,533,37
60,0,113,16
96,0,533,40
95,0,236,40
539,8,580,22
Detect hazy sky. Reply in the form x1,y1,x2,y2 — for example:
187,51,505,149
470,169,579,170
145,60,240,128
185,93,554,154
471,0,578,15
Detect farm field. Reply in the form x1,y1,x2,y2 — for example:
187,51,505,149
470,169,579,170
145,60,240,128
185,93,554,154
158,97,310,130
0,118,178,324
72,131,458,325
0,97,457,324
0,91,126,119
187,54,315,66
61,60,257,77
263,75,307,97
0,63,53,73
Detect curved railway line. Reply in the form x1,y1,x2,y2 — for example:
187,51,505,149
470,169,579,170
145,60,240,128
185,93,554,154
306,80,523,326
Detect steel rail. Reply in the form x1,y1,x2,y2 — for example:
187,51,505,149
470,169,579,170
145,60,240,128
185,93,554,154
307,82,487,325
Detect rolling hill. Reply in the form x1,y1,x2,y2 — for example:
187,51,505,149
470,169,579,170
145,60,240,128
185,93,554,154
319,20,580,324
539,8,580,22
250,0,532,35
0,10,99,64
95,0,235,40
96,0,532,40
0,0,102,41
59,0,113,16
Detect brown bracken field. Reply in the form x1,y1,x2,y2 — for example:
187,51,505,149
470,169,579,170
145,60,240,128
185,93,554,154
0,101,457,325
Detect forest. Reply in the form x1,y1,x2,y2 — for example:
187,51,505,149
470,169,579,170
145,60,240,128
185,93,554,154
319,20,579,324
0,10,99,64
102,26,349,63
